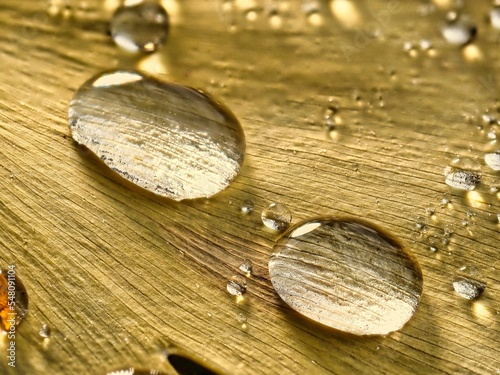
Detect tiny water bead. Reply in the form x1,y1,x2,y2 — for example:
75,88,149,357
110,0,169,53
269,217,423,336
261,203,292,231
240,199,254,214
453,266,486,300
444,167,481,190
39,324,51,338
441,16,477,45
485,152,500,171
226,275,247,296
0,268,28,331
69,70,246,201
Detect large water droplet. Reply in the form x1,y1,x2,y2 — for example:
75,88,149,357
0,268,28,331
261,203,292,231
441,16,476,45
452,266,486,300
444,167,481,190
110,0,170,53
69,70,246,201
269,217,423,335
485,152,500,171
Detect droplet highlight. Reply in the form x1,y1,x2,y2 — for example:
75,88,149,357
110,0,170,53
69,70,246,201
261,203,292,231
269,217,423,335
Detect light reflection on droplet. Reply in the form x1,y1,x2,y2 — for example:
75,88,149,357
330,0,363,29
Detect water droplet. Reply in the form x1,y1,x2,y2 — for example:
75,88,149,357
453,266,486,300
261,203,292,231
444,167,481,190
441,16,476,45
69,70,246,201
240,199,254,214
419,39,432,51
110,0,170,53
485,152,500,171
226,275,247,296
236,312,247,323
239,259,253,276
430,246,438,253
268,10,283,29
0,268,28,331
269,217,423,335
39,324,51,338
490,7,500,29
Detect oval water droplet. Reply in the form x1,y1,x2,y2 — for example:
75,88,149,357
0,268,28,331
485,152,500,171
227,275,247,296
269,217,423,335
441,16,476,45
261,203,292,231
453,266,486,300
110,0,170,53
39,324,51,338
490,7,500,29
239,259,253,275
240,199,254,214
444,167,481,190
69,70,246,201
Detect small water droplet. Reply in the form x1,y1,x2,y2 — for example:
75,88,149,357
39,324,51,338
240,199,254,214
268,10,283,29
441,15,476,45
430,246,438,253
261,203,292,231
269,217,423,335
490,7,500,29
239,259,253,276
485,152,500,171
444,167,481,190
453,266,486,300
244,8,259,22
69,70,245,201
419,39,432,51
227,275,247,296
110,0,170,53
236,312,247,323
0,268,28,331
